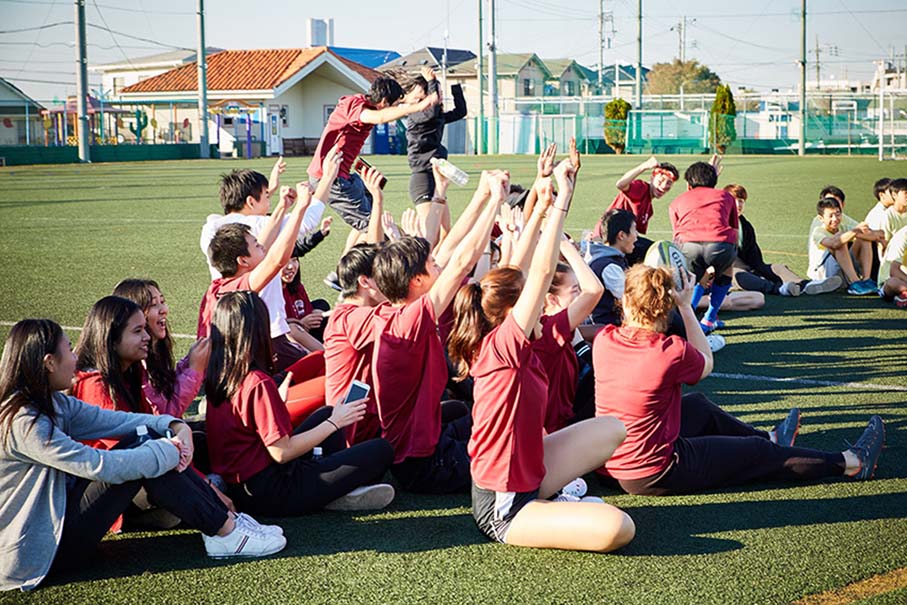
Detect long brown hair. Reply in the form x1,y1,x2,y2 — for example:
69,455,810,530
448,267,525,380
205,291,274,405
0,319,64,445
622,264,675,333
75,296,145,412
113,279,177,401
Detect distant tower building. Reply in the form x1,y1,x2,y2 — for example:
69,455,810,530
307,18,335,47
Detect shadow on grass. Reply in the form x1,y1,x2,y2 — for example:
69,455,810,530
42,507,485,588
620,491,907,557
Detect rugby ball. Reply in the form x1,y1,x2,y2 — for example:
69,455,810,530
643,240,688,286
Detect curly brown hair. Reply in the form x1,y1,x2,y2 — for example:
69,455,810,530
622,264,675,332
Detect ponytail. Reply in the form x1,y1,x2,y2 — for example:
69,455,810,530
448,282,490,381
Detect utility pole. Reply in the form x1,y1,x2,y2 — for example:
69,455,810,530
672,17,690,63
74,0,90,162
814,34,821,89
798,0,806,157
477,0,484,155
197,0,209,158
635,0,642,110
488,0,498,154
598,0,604,90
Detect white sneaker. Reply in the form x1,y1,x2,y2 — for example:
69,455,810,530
560,477,588,498
203,520,287,559
580,496,606,504
706,334,726,353
324,484,395,511
236,512,284,537
803,275,843,295
552,493,581,503
779,282,801,297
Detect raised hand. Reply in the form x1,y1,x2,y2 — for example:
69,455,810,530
400,207,424,238
320,216,333,236
321,144,343,184
644,156,659,170
420,65,436,81
362,165,386,198
709,153,723,177
279,185,297,211
553,159,577,200
268,155,287,192
537,143,557,178
382,211,402,240
187,337,211,373
569,137,581,174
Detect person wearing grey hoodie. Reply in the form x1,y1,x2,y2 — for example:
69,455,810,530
0,319,286,592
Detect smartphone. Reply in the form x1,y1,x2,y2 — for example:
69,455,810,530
343,380,371,405
353,157,387,189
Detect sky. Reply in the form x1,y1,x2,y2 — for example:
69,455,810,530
1,0,906,103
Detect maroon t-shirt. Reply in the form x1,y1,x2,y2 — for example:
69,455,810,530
282,283,313,320
307,94,375,181
534,310,578,434
592,324,705,480
606,179,654,235
196,274,251,339
323,302,381,445
469,315,549,493
371,296,447,463
205,370,293,484
669,186,739,245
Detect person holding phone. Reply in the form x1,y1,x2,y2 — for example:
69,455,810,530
308,76,439,290
593,263,885,496
204,291,396,515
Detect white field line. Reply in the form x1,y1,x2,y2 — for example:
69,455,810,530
3,320,904,392
0,320,197,340
709,371,907,393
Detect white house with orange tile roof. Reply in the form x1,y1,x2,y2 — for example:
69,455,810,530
115,47,379,156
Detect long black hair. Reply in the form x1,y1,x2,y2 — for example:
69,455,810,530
205,291,274,406
113,278,176,401
0,319,64,444
75,296,145,412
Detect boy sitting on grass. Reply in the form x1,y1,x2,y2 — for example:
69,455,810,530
880,179,907,253
879,224,907,307
808,198,879,296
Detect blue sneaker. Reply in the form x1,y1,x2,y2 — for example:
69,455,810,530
770,408,801,448
847,280,875,296
846,416,885,480
700,318,725,334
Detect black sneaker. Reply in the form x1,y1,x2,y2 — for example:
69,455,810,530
323,271,342,292
771,407,801,447
847,415,885,480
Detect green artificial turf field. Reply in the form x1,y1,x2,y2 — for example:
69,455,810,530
0,154,904,604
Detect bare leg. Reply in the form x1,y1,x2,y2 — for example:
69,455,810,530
503,499,635,552
770,263,804,283
697,291,765,311
852,239,873,280
538,416,626,498
833,246,861,284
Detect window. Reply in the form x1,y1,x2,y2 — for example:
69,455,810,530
523,78,535,96
563,81,576,96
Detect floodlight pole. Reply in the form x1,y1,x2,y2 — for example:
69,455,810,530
488,0,498,154
197,0,210,159
635,0,642,110
477,0,484,155
74,0,90,162
798,0,806,157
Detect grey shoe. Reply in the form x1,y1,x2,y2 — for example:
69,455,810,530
779,282,801,297
325,484,395,511
770,407,801,447
803,275,843,295
847,416,885,480
323,271,342,292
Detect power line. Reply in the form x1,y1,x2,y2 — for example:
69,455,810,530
0,21,71,35
0,0,192,14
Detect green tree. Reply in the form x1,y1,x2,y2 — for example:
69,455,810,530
645,59,721,95
709,84,737,152
604,98,631,154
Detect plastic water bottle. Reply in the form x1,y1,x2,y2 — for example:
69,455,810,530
430,158,469,186
312,447,323,461
135,424,150,444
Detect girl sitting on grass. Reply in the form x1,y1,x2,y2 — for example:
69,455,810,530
448,161,635,552
593,264,885,496
204,290,395,516
0,319,285,592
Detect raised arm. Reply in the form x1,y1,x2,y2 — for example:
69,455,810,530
362,165,385,244
616,156,658,192
559,238,604,330
522,143,556,218
256,187,291,250
512,161,575,337
427,171,506,317
248,185,312,292
360,93,439,125
443,83,468,123
433,171,493,267
267,155,286,196
510,177,554,272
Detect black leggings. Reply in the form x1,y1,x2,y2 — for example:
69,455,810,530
618,393,845,496
53,459,228,572
230,406,394,517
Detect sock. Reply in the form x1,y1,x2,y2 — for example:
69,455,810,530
704,283,732,323
691,284,706,310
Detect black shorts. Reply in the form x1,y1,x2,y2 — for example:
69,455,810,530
679,241,738,285
409,170,436,205
312,173,373,231
472,484,539,543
